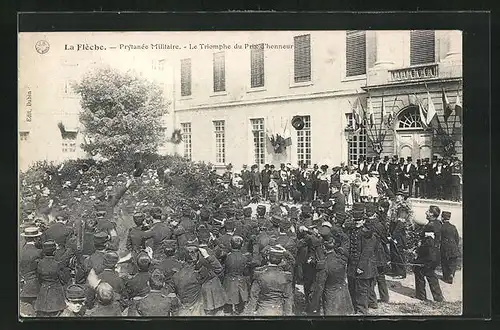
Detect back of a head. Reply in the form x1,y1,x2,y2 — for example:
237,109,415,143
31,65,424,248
149,269,165,290
97,282,114,305
230,235,244,250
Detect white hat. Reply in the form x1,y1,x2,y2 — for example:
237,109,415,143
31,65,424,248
321,221,332,228
21,227,42,237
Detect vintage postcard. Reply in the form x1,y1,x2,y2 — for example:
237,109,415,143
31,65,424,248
18,30,463,317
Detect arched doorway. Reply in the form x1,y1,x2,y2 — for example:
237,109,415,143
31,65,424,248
395,106,433,160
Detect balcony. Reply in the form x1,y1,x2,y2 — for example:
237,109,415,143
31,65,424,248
389,63,439,83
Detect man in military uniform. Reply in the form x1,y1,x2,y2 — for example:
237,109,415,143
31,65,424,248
59,284,87,317
244,245,294,316
357,156,368,175
424,205,443,249
415,159,429,198
84,231,111,275
128,269,180,316
154,240,182,294
380,156,390,183
413,228,444,302
439,211,460,284
256,204,271,229
94,210,119,251
97,252,125,301
126,213,155,257
42,212,73,246
223,236,252,315
346,203,378,315
123,252,152,306
20,227,43,316
366,157,376,174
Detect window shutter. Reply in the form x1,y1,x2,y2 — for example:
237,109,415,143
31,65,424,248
294,34,311,83
251,46,265,88
181,58,191,96
410,30,436,65
346,30,366,77
213,52,226,92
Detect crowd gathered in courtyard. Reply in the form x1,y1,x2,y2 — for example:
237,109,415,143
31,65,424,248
19,155,461,317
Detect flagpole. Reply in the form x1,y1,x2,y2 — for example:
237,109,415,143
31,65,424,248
378,95,384,143
382,96,398,143
442,87,451,136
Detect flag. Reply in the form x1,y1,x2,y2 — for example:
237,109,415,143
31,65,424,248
455,91,463,124
426,91,437,126
284,136,292,147
368,98,375,128
414,94,428,129
442,88,453,122
380,98,385,124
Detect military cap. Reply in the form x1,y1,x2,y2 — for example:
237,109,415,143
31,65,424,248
270,215,282,226
224,219,235,230
269,245,286,257
441,211,451,221
429,205,441,217
133,212,146,221
93,231,110,245
66,284,87,302
243,207,252,216
42,240,57,254
136,252,151,270
323,237,337,250
365,203,378,216
96,210,107,218
186,238,200,248
162,239,177,249
257,205,266,212
103,251,119,269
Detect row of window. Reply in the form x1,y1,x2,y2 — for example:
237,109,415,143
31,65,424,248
179,30,437,97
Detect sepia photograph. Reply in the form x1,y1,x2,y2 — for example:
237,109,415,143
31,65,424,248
18,29,463,318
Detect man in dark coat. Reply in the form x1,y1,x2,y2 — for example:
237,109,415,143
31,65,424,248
413,228,444,302
346,204,378,315
330,182,346,215
59,284,87,317
415,159,428,198
42,213,73,246
250,165,261,198
401,157,417,197
450,158,462,202
86,282,122,316
34,241,68,316
84,231,111,275
20,227,43,314
365,204,390,304
357,156,368,175
145,207,173,258
244,245,294,316
94,210,119,251
126,213,155,255
241,165,252,197
439,211,460,284
424,205,443,249
311,164,320,200
380,156,390,183
122,252,152,307
97,252,125,298
223,236,252,315
261,164,272,200
128,269,180,316
388,156,401,193
315,236,354,315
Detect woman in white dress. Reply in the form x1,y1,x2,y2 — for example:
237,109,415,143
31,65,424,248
360,174,370,202
368,171,380,202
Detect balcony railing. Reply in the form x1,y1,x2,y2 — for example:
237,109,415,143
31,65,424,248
389,63,439,83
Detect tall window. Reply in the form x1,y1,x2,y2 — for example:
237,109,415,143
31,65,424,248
62,137,76,153
181,58,192,97
293,34,311,83
64,79,77,96
213,52,226,92
214,120,226,164
410,30,436,65
346,113,367,165
181,122,192,160
250,46,265,88
346,30,367,77
251,118,265,165
296,115,311,166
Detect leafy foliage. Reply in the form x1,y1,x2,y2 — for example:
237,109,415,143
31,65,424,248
73,66,170,161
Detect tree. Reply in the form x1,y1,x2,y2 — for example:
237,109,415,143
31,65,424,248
73,66,169,161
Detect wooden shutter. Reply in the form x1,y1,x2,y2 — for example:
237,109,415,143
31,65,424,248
181,58,191,96
410,30,436,65
213,52,226,92
294,34,311,83
251,46,265,88
346,30,366,77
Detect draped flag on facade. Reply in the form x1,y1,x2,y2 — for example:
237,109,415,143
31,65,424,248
426,91,437,126
442,88,453,122
368,97,375,128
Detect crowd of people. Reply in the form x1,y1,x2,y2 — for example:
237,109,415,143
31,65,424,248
222,154,463,204
19,158,461,317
